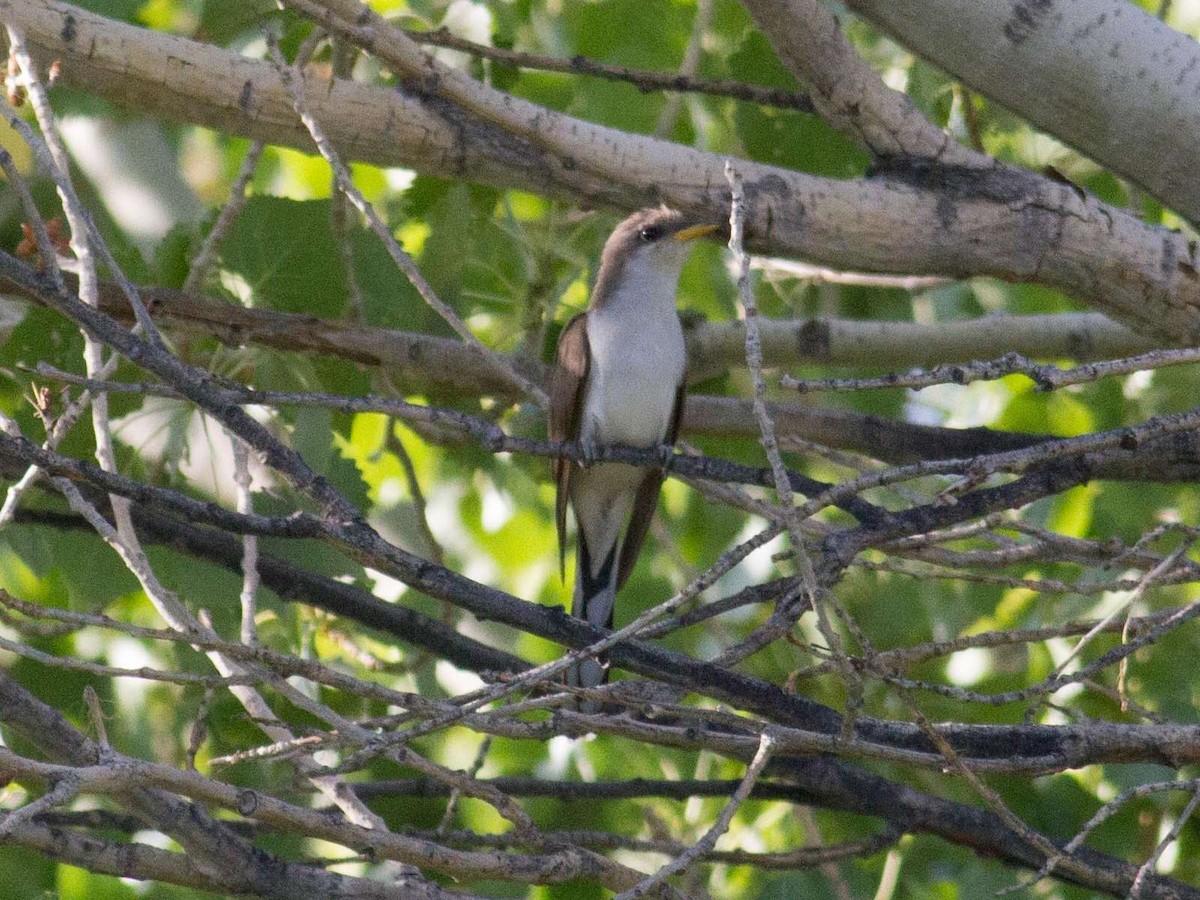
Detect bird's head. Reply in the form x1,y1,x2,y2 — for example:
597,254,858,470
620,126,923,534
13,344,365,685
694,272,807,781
592,207,721,306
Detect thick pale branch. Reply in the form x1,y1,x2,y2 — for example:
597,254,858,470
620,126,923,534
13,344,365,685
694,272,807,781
686,312,1157,380
6,6,1200,891
8,274,1195,482
739,0,978,163
850,0,1200,226
8,0,1200,340
3,274,1158,390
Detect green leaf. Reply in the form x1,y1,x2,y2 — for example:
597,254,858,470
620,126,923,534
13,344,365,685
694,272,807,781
197,0,275,44
908,60,955,128
416,182,475,313
0,306,82,374
558,0,693,131
57,859,139,900
352,225,446,336
292,405,372,514
152,221,199,288
729,32,869,177
72,0,142,21
217,197,348,316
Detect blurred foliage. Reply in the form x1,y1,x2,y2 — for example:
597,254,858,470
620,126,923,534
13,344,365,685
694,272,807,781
1,0,1199,897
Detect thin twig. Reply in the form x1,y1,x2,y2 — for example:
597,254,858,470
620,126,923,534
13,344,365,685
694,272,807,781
6,30,161,344
403,26,813,113
783,348,1196,394
386,424,446,564
725,160,859,733
264,33,548,406
753,256,951,289
231,435,260,646
1128,784,1200,897
0,776,79,840
653,0,712,137
182,141,265,295
614,731,776,898
1001,777,1200,895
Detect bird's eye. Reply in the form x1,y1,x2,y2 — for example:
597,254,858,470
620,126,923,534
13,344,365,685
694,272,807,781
638,225,663,243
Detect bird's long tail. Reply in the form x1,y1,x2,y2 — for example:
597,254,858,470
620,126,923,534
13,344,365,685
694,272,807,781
566,531,621,696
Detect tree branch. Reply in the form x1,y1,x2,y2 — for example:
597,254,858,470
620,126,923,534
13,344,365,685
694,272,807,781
8,271,1200,483
849,0,1200,226
405,26,814,113
11,504,528,675
739,0,978,163
9,0,1200,340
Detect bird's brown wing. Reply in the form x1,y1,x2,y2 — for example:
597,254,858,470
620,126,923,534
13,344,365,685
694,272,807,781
549,313,590,577
615,380,686,591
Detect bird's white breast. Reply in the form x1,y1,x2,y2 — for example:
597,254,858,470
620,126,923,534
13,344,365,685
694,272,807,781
581,278,686,449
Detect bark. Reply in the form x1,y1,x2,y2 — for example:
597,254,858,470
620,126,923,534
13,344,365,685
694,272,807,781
850,0,1200,227
740,0,980,163
4,272,1157,390
6,0,1200,341
3,271,1195,484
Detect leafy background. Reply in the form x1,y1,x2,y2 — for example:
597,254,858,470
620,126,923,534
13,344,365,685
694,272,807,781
1,0,1198,897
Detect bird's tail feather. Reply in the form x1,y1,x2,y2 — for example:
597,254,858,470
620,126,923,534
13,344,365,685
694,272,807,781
567,536,619,698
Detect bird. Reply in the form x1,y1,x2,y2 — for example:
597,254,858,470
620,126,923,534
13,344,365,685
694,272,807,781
549,207,719,698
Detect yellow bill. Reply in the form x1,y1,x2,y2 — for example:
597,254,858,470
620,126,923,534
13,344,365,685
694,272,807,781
672,223,721,242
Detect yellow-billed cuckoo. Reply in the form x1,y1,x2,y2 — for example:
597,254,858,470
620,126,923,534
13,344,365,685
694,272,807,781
549,207,719,693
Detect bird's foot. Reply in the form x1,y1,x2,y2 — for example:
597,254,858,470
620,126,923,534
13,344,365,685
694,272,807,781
657,443,677,472
578,437,600,467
